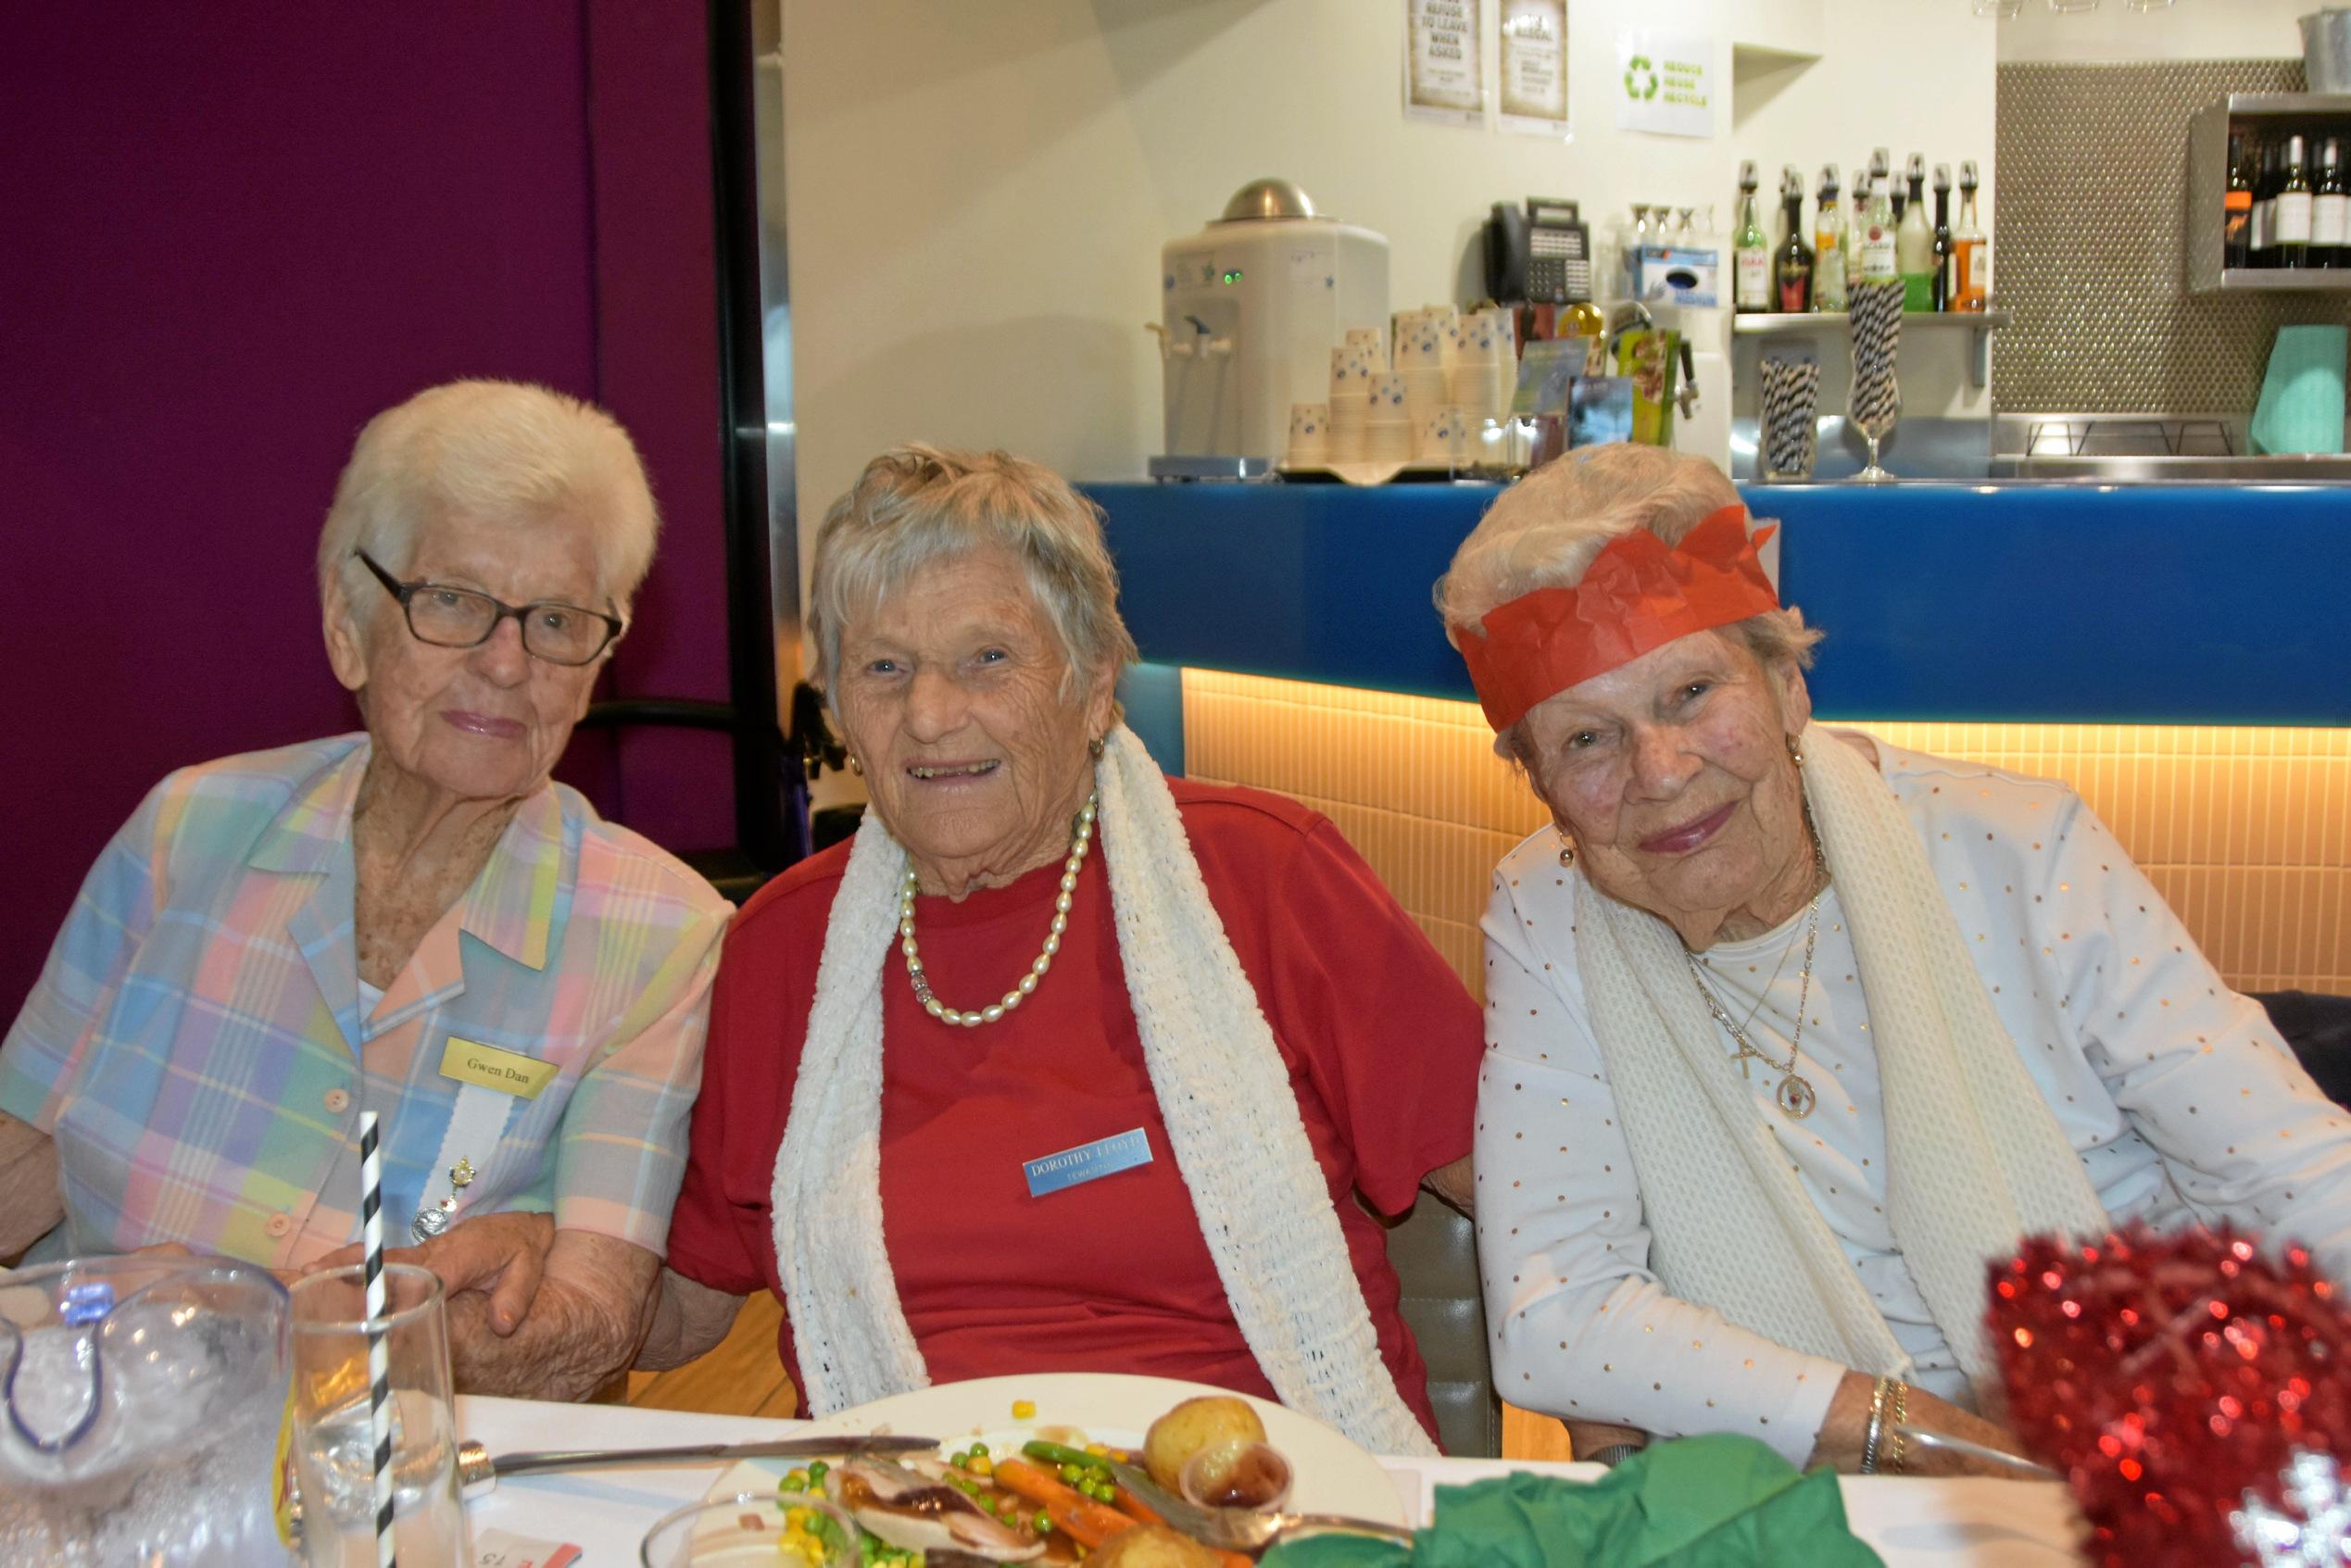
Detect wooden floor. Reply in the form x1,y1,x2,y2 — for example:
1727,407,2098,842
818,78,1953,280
624,1292,1575,1461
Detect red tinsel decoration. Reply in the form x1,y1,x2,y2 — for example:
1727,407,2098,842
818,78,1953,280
1987,1224,2351,1568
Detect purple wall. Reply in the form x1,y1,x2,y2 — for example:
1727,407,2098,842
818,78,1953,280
1,5,736,1020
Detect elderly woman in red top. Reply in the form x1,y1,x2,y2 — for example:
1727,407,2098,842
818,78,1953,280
641,446,1478,1449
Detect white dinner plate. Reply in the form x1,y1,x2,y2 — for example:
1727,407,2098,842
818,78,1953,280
704,1371,1407,1526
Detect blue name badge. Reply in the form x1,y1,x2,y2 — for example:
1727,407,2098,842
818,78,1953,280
1023,1127,1154,1198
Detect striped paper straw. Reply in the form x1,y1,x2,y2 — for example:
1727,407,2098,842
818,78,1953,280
358,1110,398,1568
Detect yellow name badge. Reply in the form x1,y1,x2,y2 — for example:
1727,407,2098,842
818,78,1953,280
436,1036,559,1100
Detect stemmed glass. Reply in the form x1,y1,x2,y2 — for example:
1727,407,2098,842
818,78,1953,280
1848,280,1904,483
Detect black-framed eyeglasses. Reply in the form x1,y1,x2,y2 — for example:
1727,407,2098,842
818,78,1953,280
356,551,624,667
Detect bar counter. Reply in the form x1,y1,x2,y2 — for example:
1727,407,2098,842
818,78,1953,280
1087,481,2351,742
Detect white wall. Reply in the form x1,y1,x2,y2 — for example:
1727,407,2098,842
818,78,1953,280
781,0,1997,581
1998,0,2306,63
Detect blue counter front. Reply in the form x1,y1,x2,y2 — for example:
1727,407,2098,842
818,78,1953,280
1087,482,2351,727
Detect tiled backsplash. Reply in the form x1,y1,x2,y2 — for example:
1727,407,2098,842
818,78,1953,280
1993,59,2351,416
1183,669,2351,997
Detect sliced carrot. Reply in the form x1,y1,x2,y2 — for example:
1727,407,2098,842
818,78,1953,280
993,1457,1138,1548
1111,1486,1166,1527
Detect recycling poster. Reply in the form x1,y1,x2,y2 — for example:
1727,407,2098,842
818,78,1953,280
1614,29,1714,138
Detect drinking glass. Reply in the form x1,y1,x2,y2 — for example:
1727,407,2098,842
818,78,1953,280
1847,281,1905,483
289,1263,469,1568
641,1491,862,1567
0,1254,295,1566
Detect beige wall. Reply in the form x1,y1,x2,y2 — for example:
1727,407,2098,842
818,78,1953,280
1999,1,2307,64
781,0,1998,592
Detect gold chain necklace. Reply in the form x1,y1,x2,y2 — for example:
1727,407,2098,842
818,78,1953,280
899,793,1097,1027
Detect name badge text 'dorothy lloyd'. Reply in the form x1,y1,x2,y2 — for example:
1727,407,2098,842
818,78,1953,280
1022,1127,1154,1198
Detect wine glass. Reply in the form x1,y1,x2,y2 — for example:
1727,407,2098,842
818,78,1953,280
1848,281,1904,483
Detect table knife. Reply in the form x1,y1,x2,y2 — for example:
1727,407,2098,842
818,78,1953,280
456,1432,937,1497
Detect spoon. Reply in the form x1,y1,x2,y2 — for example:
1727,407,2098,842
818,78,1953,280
1103,1457,1414,1553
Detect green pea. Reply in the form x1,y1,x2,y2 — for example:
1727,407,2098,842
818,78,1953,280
1035,1512,1054,1534
807,1460,829,1481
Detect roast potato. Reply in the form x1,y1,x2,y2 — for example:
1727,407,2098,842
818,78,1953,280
1087,1524,1226,1568
1142,1395,1267,1491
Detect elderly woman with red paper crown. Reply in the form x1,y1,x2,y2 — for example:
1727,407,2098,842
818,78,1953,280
1445,445,2351,1477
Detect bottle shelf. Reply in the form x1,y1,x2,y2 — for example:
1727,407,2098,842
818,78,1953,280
2209,268,2351,292
1730,309,2010,388
2187,94,2351,293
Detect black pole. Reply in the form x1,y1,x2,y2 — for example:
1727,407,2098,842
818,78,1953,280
705,0,788,870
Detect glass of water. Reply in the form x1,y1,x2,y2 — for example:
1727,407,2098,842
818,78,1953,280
289,1263,469,1568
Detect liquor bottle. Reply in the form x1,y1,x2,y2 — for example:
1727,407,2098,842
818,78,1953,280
1929,164,1954,311
1895,155,1934,310
1859,158,1899,285
1880,146,1903,222
1845,166,1869,293
2277,133,2314,270
1775,171,1815,312
1813,165,1850,312
2223,130,2254,270
1733,160,1771,312
1946,160,1989,313
2314,136,2348,269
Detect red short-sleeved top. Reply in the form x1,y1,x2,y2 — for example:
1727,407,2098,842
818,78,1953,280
665,777,1481,1440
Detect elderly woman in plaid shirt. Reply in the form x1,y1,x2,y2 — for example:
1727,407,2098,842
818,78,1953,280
0,380,730,1401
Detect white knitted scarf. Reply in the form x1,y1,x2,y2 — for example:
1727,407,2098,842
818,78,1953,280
770,725,1438,1455
1574,724,2108,1393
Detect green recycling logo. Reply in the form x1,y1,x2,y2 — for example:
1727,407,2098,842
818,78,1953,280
1624,55,1659,100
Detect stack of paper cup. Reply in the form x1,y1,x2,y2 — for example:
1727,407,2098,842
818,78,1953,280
1424,305,1462,370
1289,402,1330,467
1343,326,1387,367
1328,346,1372,462
1417,404,1473,465
1447,314,1500,420
1479,307,1519,418
1365,371,1414,462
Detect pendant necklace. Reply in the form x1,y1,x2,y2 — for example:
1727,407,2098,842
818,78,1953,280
1685,834,1830,1121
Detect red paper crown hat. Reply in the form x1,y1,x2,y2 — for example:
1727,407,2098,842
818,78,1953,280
1454,504,1781,733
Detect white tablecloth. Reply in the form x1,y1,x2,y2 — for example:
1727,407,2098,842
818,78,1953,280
457,1395,2083,1566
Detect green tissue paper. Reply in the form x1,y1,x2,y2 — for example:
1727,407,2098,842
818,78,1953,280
2249,324,2348,456
1262,1435,1884,1568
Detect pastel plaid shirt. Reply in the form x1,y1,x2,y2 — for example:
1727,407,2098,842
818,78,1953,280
1,734,730,1267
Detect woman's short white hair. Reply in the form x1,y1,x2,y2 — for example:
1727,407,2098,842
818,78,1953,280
317,379,660,619
1435,445,1821,754
809,444,1138,702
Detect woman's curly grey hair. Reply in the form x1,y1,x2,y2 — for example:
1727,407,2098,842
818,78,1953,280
808,444,1139,703
1434,445,1821,758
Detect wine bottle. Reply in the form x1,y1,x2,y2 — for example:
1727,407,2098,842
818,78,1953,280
1813,165,1849,312
2277,133,2314,270
1946,160,1989,313
2223,129,2254,270
1733,160,1771,312
1776,170,1814,312
2250,133,2276,270
2314,136,2348,270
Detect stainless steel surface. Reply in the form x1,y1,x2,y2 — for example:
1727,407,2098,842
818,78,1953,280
1149,454,1276,481
754,16,799,674
1998,60,2340,415
1993,452,2351,479
454,1433,938,1499
1730,311,2012,333
1893,1426,2060,1480
1217,178,1320,223
1994,410,2244,457
2299,20,2351,95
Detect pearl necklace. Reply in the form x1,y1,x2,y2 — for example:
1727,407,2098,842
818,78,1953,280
899,792,1098,1027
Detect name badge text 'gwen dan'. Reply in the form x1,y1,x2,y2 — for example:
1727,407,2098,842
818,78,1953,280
437,1036,559,1100
1023,1127,1154,1198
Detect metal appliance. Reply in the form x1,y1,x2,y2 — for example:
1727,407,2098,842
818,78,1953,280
1152,179,1389,476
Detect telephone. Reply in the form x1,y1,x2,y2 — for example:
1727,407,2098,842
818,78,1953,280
1487,198,1592,306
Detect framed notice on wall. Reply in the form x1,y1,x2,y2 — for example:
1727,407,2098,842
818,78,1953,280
1498,0,1568,139
1404,0,1485,128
